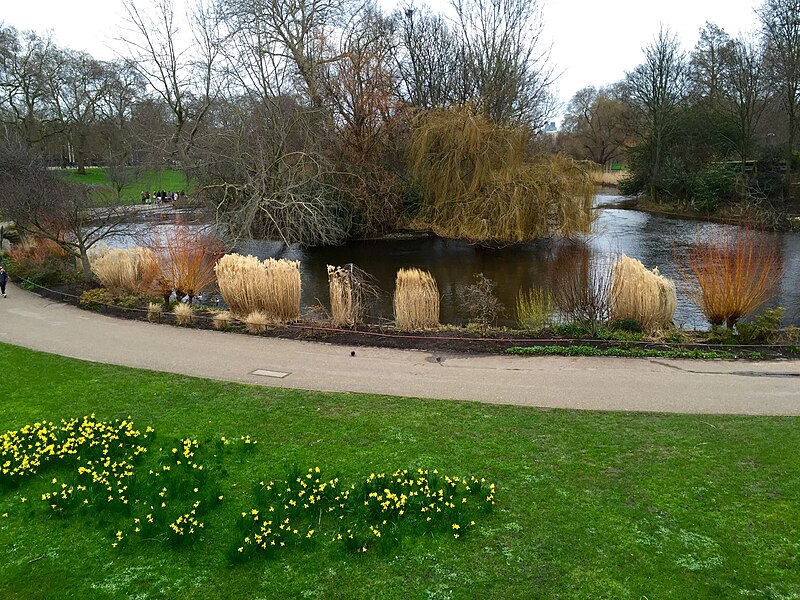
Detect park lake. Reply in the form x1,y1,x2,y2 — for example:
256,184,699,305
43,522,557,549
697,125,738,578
114,194,800,329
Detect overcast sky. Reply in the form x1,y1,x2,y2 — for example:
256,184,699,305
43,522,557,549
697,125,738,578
2,0,764,114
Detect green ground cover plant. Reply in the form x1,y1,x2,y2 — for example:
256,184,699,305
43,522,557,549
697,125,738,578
506,345,739,360
1,342,799,599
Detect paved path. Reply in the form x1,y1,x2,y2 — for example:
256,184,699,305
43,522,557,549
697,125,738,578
1,283,798,415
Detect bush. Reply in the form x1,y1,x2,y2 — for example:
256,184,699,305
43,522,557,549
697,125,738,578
393,268,439,330
550,244,613,333
735,307,784,344
79,288,114,310
516,287,553,333
7,238,78,286
678,228,784,328
458,273,504,328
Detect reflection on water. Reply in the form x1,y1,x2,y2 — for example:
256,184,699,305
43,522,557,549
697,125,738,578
111,195,800,328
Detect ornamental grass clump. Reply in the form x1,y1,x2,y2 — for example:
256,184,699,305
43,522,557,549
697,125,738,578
327,264,380,327
215,254,301,323
610,254,676,334
678,228,784,328
393,268,440,330
244,311,269,335
173,303,194,326
147,302,163,323
212,310,233,330
91,247,159,295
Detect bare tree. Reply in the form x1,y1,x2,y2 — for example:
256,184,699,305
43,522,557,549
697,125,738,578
452,0,556,128
723,35,768,169
757,0,800,183
0,27,59,145
689,22,732,106
562,86,632,167
119,0,220,164
393,3,462,109
0,135,135,278
624,27,688,200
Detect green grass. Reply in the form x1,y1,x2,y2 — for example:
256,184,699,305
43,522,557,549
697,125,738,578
1,341,799,599
59,168,193,204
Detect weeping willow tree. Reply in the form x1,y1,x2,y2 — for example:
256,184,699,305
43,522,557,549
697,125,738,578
408,109,595,243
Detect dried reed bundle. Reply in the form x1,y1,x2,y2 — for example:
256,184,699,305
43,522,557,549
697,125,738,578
244,311,269,334
212,311,233,330
678,228,783,328
173,302,193,326
393,268,440,330
91,247,158,294
262,258,301,323
214,254,301,323
610,255,676,333
327,264,380,327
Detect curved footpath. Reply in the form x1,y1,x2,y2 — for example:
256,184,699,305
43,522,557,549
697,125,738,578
1,283,799,416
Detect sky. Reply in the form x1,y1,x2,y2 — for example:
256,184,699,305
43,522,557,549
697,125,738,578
1,0,764,115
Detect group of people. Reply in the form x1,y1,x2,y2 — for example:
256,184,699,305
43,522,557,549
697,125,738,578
140,190,185,205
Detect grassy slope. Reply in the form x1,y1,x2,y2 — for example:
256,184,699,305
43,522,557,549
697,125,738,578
59,168,192,204
0,342,798,599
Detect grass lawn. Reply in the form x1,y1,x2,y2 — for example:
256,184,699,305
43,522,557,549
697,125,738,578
59,168,193,204
1,342,798,599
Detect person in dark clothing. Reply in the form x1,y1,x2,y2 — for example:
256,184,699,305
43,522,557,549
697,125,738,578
0,265,8,298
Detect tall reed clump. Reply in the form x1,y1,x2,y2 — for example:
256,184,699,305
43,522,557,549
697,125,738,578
327,264,380,327
610,254,676,333
678,228,784,328
393,268,439,330
516,287,553,333
407,108,595,243
91,247,159,295
214,254,301,323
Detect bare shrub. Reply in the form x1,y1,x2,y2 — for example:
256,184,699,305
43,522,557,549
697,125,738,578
678,228,784,328
212,311,233,330
144,224,222,304
327,264,380,327
516,287,553,333
393,268,440,330
244,311,269,335
550,243,614,332
147,302,163,323
458,273,504,327
214,254,301,323
173,303,194,326
91,247,159,295
610,254,676,334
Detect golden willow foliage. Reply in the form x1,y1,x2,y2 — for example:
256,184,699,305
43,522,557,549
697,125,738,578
393,268,440,330
408,109,595,243
610,255,677,333
215,254,301,323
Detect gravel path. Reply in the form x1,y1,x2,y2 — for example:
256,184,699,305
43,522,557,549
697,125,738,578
1,283,798,415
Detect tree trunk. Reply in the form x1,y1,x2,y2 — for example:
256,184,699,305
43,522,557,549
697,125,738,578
80,250,92,281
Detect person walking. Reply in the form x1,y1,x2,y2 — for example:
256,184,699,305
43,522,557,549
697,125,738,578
0,264,7,298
